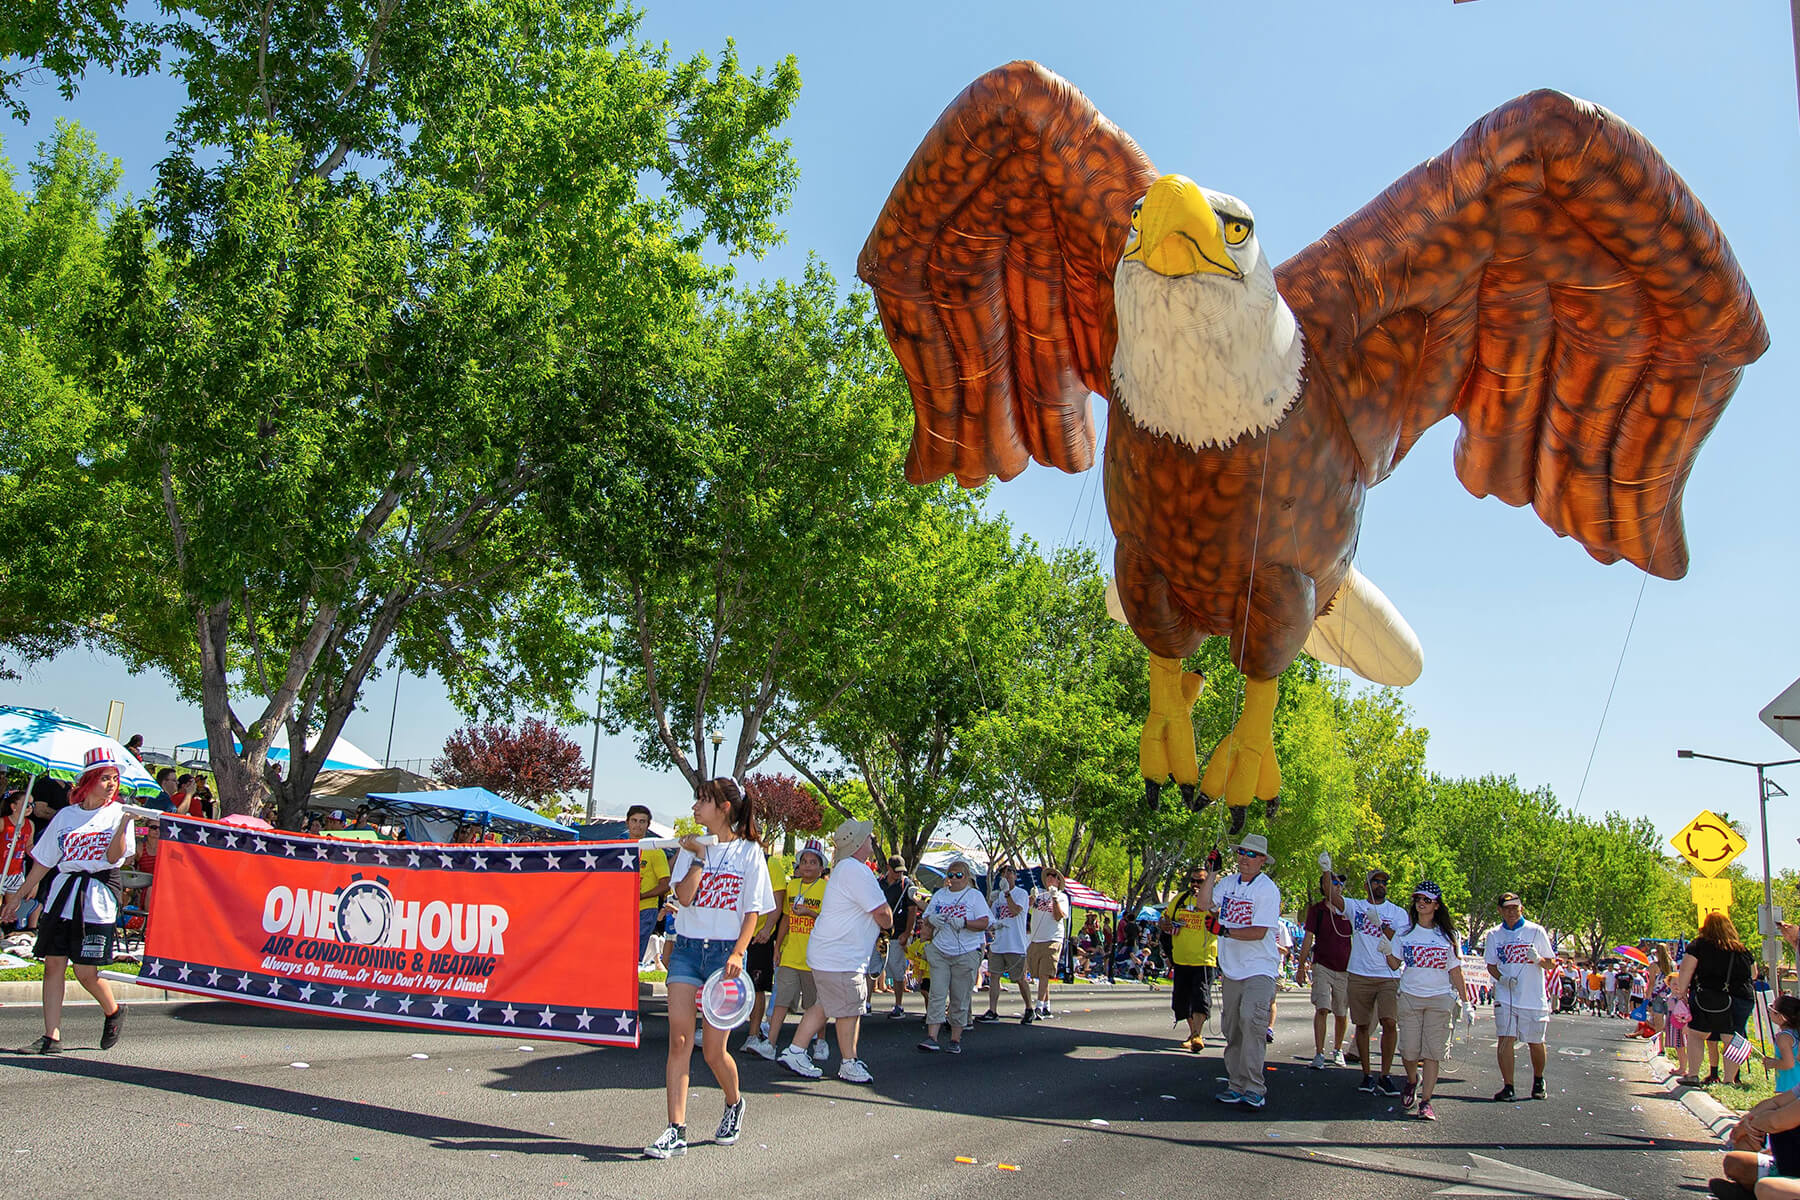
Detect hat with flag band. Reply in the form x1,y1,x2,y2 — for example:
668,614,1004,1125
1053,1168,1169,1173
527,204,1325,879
76,745,128,781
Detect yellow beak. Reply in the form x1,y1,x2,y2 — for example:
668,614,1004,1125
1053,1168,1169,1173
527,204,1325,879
1124,175,1243,280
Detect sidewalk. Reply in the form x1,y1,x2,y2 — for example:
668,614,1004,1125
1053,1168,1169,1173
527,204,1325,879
1641,1035,1739,1140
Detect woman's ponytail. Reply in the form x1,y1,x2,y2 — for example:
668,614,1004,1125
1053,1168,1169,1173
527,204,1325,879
700,777,760,846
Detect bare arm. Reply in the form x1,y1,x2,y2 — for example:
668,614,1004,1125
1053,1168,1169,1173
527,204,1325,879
1674,953,1699,996
871,902,894,931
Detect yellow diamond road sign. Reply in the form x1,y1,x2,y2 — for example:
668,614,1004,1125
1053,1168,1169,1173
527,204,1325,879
1672,810,1747,878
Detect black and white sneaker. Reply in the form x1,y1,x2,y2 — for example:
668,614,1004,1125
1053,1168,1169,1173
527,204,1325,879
974,1011,1000,1024
1376,1075,1402,1097
19,1035,60,1055
1020,1009,1035,1025
1492,1084,1516,1102
1357,1075,1377,1094
946,1040,962,1054
1530,1078,1546,1100
644,1124,687,1159
715,1099,744,1146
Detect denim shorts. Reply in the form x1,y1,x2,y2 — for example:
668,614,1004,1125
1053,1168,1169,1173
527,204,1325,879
667,935,734,989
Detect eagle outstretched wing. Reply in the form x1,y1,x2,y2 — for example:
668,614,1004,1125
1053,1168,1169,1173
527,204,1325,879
1276,90,1768,579
857,61,1158,487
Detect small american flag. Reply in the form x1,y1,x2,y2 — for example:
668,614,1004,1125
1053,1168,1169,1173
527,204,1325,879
1723,1034,1754,1066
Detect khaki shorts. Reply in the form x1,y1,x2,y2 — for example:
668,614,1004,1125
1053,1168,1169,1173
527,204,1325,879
1397,990,1456,1063
989,951,1027,981
1349,974,1399,1027
812,969,868,1020
1309,964,1349,1017
773,964,816,1010
1026,941,1059,980
1495,1003,1549,1045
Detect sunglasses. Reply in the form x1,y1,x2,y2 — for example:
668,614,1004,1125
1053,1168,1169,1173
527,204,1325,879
947,872,966,879
1235,848,1262,857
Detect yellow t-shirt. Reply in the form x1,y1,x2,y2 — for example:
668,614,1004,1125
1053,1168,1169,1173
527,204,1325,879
758,853,790,935
638,847,669,912
906,934,930,979
778,876,829,970
1168,893,1219,967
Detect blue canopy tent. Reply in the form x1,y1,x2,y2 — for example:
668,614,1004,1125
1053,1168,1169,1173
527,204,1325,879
363,786,576,842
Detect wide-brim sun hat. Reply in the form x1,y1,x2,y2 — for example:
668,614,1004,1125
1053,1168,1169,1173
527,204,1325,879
700,968,756,1030
831,817,874,859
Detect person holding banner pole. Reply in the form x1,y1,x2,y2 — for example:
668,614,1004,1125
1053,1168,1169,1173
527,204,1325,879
646,778,775,1160
0,748,134,1055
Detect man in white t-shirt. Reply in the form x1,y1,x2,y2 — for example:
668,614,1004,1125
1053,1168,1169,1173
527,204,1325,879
1324,868,1408,1098
1026,867,1069,1020
1198,833,1282,1109
1483,891,1556,1101
978,863,1033,1025
778,819,892,1084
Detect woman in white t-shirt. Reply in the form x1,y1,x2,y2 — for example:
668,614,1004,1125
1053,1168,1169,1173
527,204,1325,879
645,778,775,1161
1381,881,1470,1122
0,747,135,1055
916,856,992,1053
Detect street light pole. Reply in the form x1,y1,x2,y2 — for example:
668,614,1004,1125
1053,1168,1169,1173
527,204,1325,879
1677,749,1800,987
709,730,724,779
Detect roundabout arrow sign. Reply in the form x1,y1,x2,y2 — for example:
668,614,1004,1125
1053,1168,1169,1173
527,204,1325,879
1672,809,1747,878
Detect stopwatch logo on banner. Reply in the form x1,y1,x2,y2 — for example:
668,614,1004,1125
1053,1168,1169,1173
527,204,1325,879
335,873,396,946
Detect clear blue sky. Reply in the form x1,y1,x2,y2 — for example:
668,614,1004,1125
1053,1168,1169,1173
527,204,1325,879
4,1,1797,874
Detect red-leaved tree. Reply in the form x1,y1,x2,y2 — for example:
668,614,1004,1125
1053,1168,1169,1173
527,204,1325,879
434,717,593,812
745,772,824,853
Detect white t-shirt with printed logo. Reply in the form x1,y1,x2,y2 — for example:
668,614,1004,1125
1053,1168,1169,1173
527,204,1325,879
31,802,135,923
922,886,993,957
1027,886,1068,945
670,837,775,943
1211,872,1281,982
1342,896,1409,979
988,884,1029,955
1483,919,1555,1012
1394,923,1460,998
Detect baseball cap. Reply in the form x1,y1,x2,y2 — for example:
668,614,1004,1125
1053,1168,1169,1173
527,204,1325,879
1496,891,1522,906
1412,880,1442,900
329,809,346,820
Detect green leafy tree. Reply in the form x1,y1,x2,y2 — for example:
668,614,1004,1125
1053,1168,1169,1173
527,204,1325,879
587,262,956,798
0,2,800,824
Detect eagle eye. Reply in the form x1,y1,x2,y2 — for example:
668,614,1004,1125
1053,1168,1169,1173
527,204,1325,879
1223,217,1252,247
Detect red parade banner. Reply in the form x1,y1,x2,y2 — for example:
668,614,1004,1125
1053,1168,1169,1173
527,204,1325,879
134,816,642,1046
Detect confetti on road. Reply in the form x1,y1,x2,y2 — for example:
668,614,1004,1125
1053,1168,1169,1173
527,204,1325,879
998,1163,1021,1171
1088,1119,1109,1126
954,1156,978,1164
410,1053,429,1059
289,1062,309,1069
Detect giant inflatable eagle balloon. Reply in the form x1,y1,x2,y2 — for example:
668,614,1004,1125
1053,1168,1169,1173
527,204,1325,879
858,62,1767,833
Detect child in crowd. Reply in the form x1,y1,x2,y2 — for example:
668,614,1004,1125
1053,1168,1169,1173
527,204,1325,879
1,789,34,902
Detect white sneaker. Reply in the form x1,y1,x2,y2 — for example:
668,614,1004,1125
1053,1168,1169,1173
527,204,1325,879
1310,1052,1327,1070
759,1019,770,1038
811,1037,830,1062
837,1058,874,1083
742,1036,776,1061
779,1044,822,1079
1332,1049,1347,1067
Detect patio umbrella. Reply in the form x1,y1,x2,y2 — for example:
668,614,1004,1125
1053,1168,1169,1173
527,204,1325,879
0,706,161,889
1614,945,1653,968
219,813,274,830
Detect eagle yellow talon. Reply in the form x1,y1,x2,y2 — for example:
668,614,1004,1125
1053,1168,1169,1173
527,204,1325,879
1140,654,1203,802
1200,677,1282,813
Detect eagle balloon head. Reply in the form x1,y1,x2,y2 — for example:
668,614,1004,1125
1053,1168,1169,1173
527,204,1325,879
1112,176,1302,450
1122,175,1261,282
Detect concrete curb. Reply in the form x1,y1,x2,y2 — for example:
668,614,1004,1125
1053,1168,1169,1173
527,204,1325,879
1643,1040,1738,1141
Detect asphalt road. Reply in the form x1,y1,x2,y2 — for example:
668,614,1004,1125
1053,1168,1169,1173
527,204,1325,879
1,983,1724,1199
